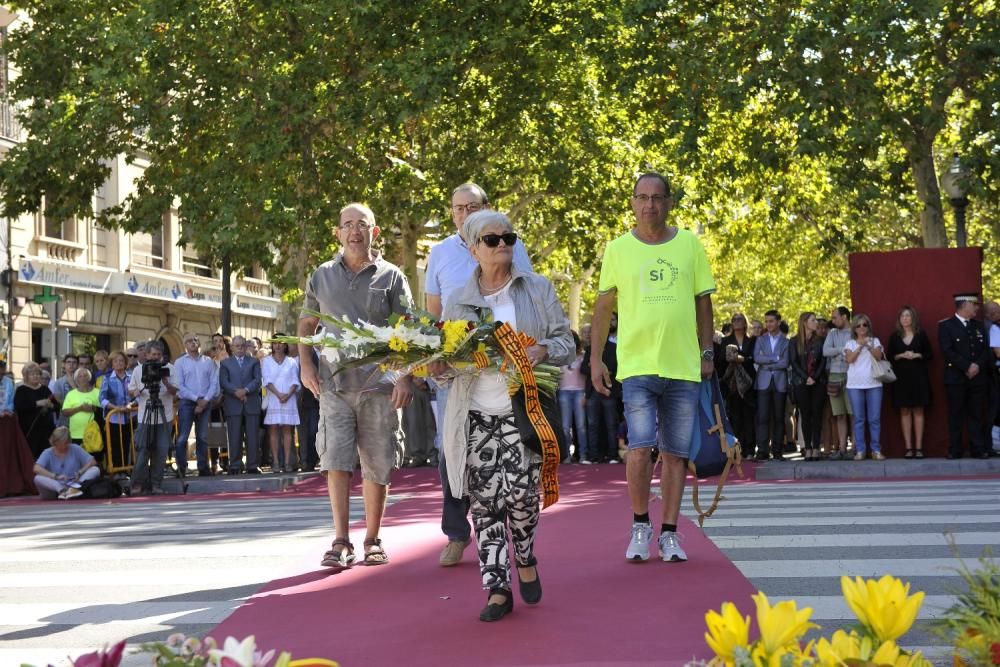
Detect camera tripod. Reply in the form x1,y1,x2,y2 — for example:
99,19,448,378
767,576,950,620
131,382,169,494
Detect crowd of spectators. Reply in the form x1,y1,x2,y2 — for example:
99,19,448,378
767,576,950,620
3,293,998,499
3,334,332,497
547,298,999,465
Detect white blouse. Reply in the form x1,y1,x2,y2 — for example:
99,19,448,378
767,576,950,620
470,284,518,415
844,337,883,390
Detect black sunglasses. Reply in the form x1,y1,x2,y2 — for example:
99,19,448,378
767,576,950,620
479,232,517,248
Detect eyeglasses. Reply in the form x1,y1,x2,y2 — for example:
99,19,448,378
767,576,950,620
452,203,483,214
855,323,869,329
632,194,669,204
126,354,138,358
339,221,373,231
479,232,517,248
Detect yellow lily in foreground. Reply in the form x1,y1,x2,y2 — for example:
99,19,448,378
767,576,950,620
704,602,750,665
841,575,925,643
753,592,818,656
813,630,932,667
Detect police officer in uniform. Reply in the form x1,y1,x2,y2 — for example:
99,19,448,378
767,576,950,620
938,292,993,459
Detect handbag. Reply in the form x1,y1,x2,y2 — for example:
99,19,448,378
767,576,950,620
82,419,104,454
872,358,897,384
510,387,570,462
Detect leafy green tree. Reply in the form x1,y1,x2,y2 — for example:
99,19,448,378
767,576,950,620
615,0,1000,249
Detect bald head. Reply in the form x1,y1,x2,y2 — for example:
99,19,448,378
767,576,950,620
985,301,1000,322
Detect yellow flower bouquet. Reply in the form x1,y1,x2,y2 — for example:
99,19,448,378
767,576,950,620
692,575,932,667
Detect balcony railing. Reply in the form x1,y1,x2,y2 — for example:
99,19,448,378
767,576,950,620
0,100,21,142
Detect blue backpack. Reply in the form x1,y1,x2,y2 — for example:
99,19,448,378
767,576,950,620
687,376,743,526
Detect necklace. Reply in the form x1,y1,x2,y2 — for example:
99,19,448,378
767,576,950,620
478,273,512,295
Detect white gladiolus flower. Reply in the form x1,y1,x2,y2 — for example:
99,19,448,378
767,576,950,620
208,635,256,667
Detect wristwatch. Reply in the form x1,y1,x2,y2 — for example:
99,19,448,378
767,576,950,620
701,349,715,361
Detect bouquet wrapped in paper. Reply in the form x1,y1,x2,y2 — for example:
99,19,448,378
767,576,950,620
274,308,560,395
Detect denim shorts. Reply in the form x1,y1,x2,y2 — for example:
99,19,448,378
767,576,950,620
622,375,700,458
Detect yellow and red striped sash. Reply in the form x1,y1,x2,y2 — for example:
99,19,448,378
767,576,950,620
493,322,560,509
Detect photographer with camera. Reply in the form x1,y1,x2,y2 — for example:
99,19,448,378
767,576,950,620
127,341,177,495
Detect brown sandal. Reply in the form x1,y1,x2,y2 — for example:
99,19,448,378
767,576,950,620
321,538,355,570
363,537,389,566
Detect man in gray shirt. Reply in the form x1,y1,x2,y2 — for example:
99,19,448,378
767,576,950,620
823,305,853,458
299,203,413,571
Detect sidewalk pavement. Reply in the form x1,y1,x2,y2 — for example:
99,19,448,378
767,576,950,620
754,456,1000,481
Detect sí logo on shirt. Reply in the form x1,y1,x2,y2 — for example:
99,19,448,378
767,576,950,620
644,258,678,290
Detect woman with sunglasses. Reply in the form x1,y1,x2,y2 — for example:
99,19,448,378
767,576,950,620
437,210,574,622
844,314,886,460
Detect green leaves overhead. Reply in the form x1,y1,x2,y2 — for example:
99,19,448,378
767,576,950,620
1,0,998,323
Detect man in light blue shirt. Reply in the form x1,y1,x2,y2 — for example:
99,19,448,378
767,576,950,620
424,182,533,567
424,183,532,317
173,333,220,476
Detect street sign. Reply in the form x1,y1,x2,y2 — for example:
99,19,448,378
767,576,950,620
33,286,61,326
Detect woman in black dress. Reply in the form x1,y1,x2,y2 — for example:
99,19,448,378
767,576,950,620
887,306,933,458
14,362,56,459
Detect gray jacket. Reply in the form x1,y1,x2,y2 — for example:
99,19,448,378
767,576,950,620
753,333,791,392
441,266,574,497
823,327,852,375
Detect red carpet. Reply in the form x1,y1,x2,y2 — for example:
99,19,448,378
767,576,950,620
209,465,758,666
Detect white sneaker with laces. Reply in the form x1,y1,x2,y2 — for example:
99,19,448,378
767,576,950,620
626,522,653,561
658,531,687,562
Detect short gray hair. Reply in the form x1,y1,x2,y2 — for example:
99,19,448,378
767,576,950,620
146,341,164,355
74,368,92,383
50,426,70,445
452,182,489,206
461,210,513,248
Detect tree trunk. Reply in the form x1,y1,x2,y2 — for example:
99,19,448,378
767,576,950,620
567,281,582,331
907,130,948,248
566,265,596,330
397,217,421,298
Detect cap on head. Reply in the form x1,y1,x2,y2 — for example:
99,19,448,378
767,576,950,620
954,292,980,305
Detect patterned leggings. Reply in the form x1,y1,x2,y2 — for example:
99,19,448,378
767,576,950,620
466,410,542,591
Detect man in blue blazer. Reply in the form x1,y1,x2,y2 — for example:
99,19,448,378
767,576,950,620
753,310,791,460
220,335,263,473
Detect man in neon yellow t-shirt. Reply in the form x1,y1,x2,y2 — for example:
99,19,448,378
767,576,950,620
591,172,716,564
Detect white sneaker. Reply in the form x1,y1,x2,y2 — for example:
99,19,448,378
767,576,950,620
59,487,83,500
580,459,594,465
658,532,688,562
626,522,653,561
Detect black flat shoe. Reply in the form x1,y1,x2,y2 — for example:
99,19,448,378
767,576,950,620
479,588,513,622
517,562,542,605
